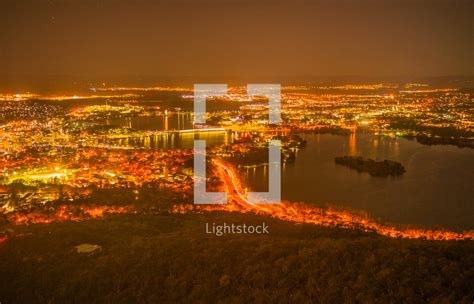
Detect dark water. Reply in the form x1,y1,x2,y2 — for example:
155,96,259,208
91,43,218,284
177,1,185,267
105,115,474,229
245,134,474,230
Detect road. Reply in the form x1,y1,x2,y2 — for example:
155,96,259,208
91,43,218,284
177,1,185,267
213,159,269,213
210,159,474,241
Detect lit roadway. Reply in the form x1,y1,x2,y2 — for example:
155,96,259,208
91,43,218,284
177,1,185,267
210,160,474,241
213,159,268,212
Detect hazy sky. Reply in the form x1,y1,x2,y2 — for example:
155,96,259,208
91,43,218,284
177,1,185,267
1,0,472,80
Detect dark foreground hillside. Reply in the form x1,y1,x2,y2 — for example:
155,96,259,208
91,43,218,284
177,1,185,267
1,213,473,303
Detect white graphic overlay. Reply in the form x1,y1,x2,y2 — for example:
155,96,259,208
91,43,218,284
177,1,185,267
193,84,228,204
193,83,281,204
246,84,281,204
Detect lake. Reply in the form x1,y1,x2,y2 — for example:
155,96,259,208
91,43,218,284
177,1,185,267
245,133,474,230
104,114,474,230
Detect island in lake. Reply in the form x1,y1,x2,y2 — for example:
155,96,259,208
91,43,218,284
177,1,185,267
335,156,406,177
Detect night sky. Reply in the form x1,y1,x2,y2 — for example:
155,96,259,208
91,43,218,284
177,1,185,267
1,0,472,82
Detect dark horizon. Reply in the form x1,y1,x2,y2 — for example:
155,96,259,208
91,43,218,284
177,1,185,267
1,0,472,87
1,74,473,94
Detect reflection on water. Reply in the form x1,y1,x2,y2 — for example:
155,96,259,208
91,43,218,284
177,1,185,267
348,133,357,156
104,114,233,150
114,132,229,150
246,134,474,230
104,113,194,131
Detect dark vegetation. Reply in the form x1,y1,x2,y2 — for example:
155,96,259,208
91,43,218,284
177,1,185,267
415,135,474,149
0,213,473,303
389,117,474,149
272,134,307,149
230,147,269,167
335,156,406,177
227,135,306,167
229,147,297,167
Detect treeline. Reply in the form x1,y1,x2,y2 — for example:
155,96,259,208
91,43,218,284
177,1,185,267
389,117,474,149
416,135,474,149
335,156,406,177
0,213,472,303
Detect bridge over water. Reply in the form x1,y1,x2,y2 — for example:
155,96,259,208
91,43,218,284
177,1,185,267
101,128,227,140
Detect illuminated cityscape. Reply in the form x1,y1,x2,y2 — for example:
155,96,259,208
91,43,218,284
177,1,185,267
1,82,473,302
1,84,472,227
1,0,473,302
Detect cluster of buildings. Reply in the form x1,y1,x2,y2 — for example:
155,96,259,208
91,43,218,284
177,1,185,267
0,84,472,214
